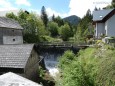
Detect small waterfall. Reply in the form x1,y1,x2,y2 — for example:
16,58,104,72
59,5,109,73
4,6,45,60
38,45,79,79
42,52,61,78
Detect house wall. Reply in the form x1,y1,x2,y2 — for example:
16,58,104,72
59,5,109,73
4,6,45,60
3,36,23,44
105,14,115,37
95,23,105,38
24,48,40,81
0,28,23,44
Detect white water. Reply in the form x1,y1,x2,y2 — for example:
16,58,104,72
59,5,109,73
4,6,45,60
42,53,61,78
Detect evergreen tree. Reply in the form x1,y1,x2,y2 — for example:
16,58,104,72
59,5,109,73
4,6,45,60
94,7,98,11
112,0,115,8
41,6,48,28
52,14,55,21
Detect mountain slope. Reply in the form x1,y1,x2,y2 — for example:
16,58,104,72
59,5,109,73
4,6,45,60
63,15,80,25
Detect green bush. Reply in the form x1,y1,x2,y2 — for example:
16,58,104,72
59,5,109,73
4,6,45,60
58,48,98,86
57,47,115,86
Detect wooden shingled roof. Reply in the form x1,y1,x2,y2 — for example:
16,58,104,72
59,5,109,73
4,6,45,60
0,44,34,68
0,17,23,29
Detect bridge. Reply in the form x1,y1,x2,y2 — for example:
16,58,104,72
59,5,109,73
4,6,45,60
36,42,90,73
37,42,89,49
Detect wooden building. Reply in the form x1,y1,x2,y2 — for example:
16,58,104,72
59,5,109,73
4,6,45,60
0,44,40,81
0,17,23,44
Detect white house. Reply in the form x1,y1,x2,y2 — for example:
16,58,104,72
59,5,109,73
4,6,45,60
93,9,115,38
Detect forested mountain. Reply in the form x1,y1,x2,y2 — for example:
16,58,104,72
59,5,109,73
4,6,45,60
63,15,80,25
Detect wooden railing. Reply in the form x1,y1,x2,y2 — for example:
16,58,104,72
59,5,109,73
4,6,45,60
37,41,89,49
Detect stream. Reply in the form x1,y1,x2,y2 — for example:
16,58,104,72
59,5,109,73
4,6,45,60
40,51,62,78
37,45,79,82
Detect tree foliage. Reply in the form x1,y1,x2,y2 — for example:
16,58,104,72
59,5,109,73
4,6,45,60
6,10,46,43
74,9,93,42
53,16,64,27
59,23,72,41
41,6,48,28
48,22,59,37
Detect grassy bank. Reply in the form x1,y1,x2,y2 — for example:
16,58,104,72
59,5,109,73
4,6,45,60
57,44,115,86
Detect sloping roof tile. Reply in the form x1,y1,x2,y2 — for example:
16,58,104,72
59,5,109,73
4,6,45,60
0,17,23,29
0,44,34,68
93,9,113,21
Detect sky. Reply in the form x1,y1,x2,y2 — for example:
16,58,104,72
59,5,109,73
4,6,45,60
0,0,112,18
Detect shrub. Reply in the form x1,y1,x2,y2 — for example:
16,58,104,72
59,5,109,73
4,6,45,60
57,47,115,86
58,48,98,86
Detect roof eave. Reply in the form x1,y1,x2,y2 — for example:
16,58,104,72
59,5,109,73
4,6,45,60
102,8,115,22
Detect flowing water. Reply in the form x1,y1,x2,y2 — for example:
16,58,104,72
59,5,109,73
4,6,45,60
38,46,79,79
41,52,61,78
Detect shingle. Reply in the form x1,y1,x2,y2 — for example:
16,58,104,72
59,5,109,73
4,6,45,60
0,72,42,86
0,44,34,68
93,9,113,21
0,17,23,29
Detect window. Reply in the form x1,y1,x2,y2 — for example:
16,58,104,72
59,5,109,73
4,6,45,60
12,30,14,32
13,39,15,41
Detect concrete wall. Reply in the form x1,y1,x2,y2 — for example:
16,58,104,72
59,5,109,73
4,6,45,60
95,23,105,38
24,48,40,81
0,28,23,44
2,28,22,36
3,36,23,44
105,14,115,37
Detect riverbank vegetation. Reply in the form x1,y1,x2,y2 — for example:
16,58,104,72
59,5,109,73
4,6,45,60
57,44,115,86
5,6,94,43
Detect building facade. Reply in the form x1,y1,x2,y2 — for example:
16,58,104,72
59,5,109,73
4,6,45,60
93,9,115,38
0,17,23,44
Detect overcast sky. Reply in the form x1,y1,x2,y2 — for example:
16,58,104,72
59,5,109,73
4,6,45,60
0,0,112,18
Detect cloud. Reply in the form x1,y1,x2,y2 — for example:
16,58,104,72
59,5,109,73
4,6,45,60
0,0,17,11
69,0,111,18
46,8,68,18
31,0,112,18
15,0,31,6
29,8,68,18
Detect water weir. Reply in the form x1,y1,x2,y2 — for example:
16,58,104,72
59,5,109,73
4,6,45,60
37,44,79,78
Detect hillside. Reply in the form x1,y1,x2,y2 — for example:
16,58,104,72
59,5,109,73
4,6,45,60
63,15,81,25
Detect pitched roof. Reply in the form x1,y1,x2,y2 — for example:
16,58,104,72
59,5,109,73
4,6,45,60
0,17,23,29
0,72,42,86
0,44,34,68
93,9,114,21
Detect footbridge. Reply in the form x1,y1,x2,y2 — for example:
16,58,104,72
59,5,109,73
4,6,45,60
36,42,89,49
